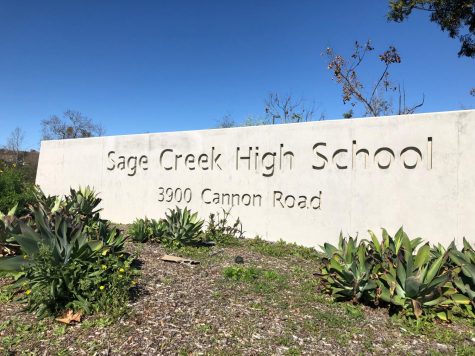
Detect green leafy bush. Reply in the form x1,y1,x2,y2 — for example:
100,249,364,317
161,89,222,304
317,228,475,321
0,187,138,317
0,163,35,216
18,240,136,317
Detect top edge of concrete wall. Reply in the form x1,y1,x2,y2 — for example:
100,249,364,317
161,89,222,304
38,109,475,146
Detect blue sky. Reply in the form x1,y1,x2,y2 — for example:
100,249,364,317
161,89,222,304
0,0,474,149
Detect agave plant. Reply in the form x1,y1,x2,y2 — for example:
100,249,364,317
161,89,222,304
317,234,377,303
100,227,127,254
448,238,475,317
32,186,101,225
150,219,166,240
83,218,111,240
376,237,454,319
367,227,424,270
0,206,130,316
0,207,103,273
128,218,154,243
430,242,453,260
32,187,63,214
0,204,18,239
128,218,166,243
0,187,137,317
67,186,102,219
317,227,471,320
30,187,121,249
160,207,204,248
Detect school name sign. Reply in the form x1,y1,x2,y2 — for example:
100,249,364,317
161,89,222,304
36,110,475,246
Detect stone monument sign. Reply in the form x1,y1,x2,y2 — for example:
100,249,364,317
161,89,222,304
36,110,475,246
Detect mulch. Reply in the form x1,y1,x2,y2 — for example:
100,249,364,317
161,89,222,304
0,241,474,355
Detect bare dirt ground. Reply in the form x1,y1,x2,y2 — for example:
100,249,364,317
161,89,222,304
1,239,474,355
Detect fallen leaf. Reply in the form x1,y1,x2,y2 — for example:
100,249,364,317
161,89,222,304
56,310,82,324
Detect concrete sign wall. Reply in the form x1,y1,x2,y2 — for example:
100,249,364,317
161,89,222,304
36,110,475,247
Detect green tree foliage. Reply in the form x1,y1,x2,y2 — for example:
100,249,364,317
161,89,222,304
388,0,475,58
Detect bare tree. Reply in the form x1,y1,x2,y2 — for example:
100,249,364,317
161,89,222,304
242,116,269,126
324,40,424,117
216,115,237,128
215,93,317,129
397,84,425,115
264,93,315,124
4,127,25,164
41,110,105,140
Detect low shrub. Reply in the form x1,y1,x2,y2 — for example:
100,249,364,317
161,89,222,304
0,187,139,318
128,218,165,243
0,163,36,216
316,228,475,321
130,207,204,248
205,209,243,245
130,208,247,248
